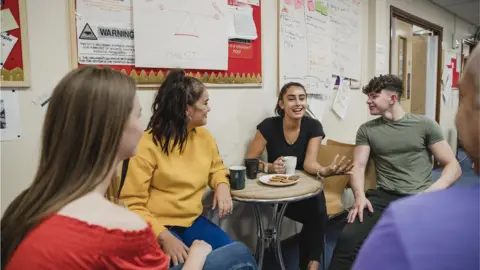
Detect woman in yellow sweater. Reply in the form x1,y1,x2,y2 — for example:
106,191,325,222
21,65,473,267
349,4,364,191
120,70,234,267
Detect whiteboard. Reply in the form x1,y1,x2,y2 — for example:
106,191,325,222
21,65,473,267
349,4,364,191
278,0,363,91
133,0,229,70
330,0,362,80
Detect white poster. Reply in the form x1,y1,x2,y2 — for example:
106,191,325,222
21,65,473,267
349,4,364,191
307,93,331,121
332,78,351,119
76,0,135,65
329,0,362,80
133,0,228,70
1,32,18,69
375,44,387,76
0,89,21,141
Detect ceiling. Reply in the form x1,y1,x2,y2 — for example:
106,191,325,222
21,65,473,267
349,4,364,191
429,0,479,25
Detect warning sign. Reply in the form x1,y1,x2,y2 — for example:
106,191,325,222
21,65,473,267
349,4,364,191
79,23,97,40
76,21,135,65
98,27,134,40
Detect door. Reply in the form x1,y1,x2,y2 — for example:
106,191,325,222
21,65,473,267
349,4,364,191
411,35,428,115
424,35,439,121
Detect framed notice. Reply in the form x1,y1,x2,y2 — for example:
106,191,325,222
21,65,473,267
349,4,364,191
0,0,30,88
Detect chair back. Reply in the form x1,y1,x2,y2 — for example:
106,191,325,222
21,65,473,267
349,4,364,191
325,139,377,191
317,144,355,216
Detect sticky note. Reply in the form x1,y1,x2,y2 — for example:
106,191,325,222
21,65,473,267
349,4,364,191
307,0,315,11
294,0,304,9
1,32,18,68
1,9,19,32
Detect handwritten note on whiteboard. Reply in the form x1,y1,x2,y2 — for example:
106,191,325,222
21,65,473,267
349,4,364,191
329,0,362,80
133,0,229,70
279,1,333,95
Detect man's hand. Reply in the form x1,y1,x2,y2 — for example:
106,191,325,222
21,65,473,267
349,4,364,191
347,194,374,223
212,183,233,219
158,230,189,266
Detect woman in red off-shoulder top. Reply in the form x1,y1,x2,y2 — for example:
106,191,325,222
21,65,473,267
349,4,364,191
1,67,226,270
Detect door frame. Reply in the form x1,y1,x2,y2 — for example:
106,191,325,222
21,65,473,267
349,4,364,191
389,6,443,123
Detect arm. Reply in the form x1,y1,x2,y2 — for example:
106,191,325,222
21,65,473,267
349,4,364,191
350,145,371,198
303,136,328,176
424,118,462,191
119,155,166,237
426,140,462,191
208,139,229,190
182,254,208,270
246,130,272,173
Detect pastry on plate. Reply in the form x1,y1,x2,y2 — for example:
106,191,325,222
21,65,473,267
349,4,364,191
270,175,287,182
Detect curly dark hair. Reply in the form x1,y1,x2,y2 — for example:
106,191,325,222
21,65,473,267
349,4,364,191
275,82,306,117
362,75,404,97
147,70,205,155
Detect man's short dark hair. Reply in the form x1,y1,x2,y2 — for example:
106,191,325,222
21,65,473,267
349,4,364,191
362,75,404,97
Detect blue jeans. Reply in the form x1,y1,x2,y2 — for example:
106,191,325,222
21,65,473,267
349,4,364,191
168,215,233,250
170,242,258,270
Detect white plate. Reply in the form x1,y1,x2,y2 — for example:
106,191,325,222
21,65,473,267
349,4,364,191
259,174,300,187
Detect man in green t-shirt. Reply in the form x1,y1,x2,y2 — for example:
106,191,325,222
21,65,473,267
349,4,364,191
329,74,462,270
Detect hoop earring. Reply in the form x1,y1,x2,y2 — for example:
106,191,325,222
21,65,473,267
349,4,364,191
187,115,192,121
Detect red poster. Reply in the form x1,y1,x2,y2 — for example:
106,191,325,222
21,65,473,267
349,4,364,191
229,43,253,59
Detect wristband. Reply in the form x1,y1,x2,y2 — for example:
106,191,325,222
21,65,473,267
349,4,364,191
316,168,325,180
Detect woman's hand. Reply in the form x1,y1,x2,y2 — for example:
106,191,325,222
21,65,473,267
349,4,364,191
189,240,212,258
212,183,233,219
320,154,354,177
182,240,212,269
272,156,285,174
158,230,189,266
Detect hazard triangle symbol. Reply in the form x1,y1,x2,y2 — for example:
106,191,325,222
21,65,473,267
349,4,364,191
79,23,97,40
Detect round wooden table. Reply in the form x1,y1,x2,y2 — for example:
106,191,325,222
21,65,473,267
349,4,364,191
231,170,323,270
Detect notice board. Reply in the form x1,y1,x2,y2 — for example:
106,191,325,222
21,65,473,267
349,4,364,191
68,0,262,88
1,0,30,88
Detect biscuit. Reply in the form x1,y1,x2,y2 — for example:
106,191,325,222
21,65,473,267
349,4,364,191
270,175,286,182
287,175,300,181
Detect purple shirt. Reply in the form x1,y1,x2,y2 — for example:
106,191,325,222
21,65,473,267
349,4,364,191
353,184,480,270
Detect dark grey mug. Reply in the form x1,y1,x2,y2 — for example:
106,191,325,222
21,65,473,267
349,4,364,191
229,166,246,190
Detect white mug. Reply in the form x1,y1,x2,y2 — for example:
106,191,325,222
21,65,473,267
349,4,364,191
283,156,297,175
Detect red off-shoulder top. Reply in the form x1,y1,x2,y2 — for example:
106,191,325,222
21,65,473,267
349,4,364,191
6,214,169,270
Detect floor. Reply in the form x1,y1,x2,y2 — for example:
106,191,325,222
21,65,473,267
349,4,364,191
263,149,479,270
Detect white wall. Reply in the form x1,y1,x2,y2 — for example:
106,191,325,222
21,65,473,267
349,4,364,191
0,0,473,243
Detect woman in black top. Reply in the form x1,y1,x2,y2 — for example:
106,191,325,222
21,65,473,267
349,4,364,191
247,82,353,270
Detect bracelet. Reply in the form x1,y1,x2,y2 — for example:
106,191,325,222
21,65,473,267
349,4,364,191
316,168,325,180
263,162,269,173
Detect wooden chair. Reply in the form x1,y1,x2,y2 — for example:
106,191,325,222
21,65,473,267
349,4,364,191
317,143,355,216
317,141,377,269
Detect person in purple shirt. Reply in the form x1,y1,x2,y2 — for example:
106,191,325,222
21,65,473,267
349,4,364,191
353,45,480,270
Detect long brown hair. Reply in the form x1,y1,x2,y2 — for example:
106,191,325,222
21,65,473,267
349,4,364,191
1,66,136,267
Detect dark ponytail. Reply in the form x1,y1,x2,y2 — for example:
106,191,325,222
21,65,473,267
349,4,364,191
275,82,307,117
147,70,205,155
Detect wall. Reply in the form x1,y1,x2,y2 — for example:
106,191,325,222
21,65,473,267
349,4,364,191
0,0,473,244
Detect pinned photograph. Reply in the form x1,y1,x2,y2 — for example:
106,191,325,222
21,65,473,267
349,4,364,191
0,89,21,141
0,99,6,129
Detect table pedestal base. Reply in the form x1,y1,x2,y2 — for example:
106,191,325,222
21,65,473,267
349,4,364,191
253,203,289,270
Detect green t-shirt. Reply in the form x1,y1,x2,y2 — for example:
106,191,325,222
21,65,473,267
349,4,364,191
356,114,444,194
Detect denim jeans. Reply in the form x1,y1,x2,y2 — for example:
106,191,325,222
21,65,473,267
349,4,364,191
170,241,258,270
